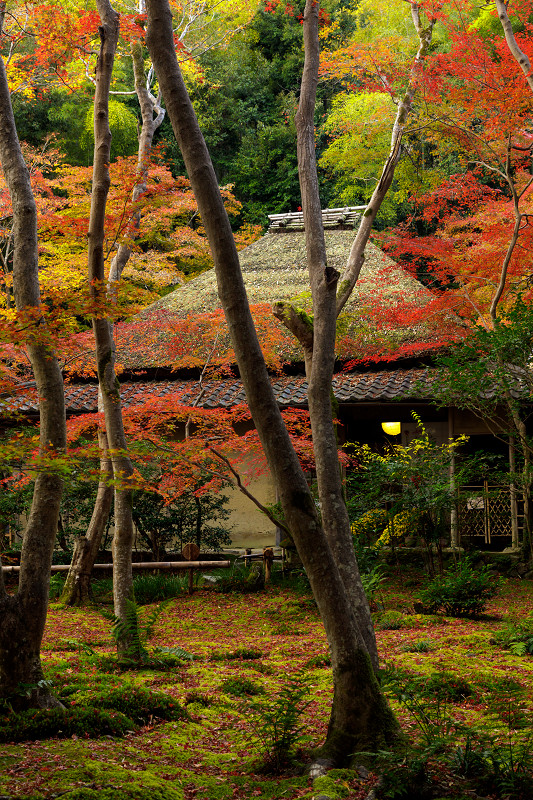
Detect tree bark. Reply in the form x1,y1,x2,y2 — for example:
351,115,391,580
0,49,66,709
145,0,398,762
107,39,165,291
295,0,380,669
59,428,113,606
90,0,135,651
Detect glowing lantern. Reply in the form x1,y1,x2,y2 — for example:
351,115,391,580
381,421,401,436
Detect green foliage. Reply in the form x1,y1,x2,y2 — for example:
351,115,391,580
0,707,134,742
59,788,183,800
210,646,263,662
401,638,435,653
220,676,265,698
72,685,186,725
424,671,473,702
104,599,193,667
81,100,138,162
376,610,408,630
214,563,265,594
491,615,533,657
419,558,498,617
48,572,66,600
245,668,311,772
132,574,188,605
132,479,232,561
346,416,477,553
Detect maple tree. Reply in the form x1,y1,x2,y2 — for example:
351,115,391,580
0,3,66,709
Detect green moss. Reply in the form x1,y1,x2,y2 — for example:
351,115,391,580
60,787,182,800
313,773,351,799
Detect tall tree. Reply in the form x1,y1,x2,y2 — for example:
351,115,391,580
0,13,66,708
145,0,398,763
89,0,136,648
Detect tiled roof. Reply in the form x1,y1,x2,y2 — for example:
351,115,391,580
0,368,439,416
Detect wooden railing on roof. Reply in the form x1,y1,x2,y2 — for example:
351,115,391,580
268,206,365,231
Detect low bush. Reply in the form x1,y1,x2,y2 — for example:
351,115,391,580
133,574,187,604
376,610,409,630
424,670,473,702
0,707,134,742
60,787,182,800
72,685,187,724
419,558,498,616
401,638,435,653
221,676,265,697
210,646,263,661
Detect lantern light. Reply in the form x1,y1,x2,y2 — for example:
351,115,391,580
381,421,401,436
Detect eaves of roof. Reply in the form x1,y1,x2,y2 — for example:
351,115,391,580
0,367,439,416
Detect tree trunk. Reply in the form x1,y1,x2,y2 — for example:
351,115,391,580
295,0,379,669
145,0,398,762
107,39,165,291
59,429,113,606
0,48,66,709
90,0,135,652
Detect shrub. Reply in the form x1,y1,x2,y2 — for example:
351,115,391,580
214,564,264,594
419,558,498,616
210,646,263,661
60,787,182,800
401,638,435,653
425,670,473,702
221,676,265,697
72,685,187,724
133,574,187,604
376,510,419,547
0,707,134,742
376,610,407,630
351,509,388,544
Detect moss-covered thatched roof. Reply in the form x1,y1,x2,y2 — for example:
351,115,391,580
141,230,433,318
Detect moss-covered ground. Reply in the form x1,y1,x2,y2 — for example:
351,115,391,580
2,569,533,799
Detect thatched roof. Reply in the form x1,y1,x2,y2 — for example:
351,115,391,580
141,230,433,318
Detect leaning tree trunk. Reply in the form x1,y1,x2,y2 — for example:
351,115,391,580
0,48,66,709
59,427,113,606
90,0,135,650
145,0,398,762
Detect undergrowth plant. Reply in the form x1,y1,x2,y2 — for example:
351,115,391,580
419,557,498,616
491,615,533,656
103,599,193,667
245,668,311,772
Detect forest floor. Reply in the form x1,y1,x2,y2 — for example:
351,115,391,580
1,567,533,800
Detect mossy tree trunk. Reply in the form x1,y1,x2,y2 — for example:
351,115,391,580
145,0,399,762
0,44,66,709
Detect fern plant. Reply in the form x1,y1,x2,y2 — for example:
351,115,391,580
102,599,192,666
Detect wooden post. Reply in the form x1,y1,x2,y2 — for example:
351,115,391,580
448,407,459,548
509,436,519,549
263,547,274,584
182,542,200,594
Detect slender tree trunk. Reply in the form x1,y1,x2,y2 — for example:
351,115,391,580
295,0,379,669
62,40,164,601
0,49,66,709
145,0,398,761
91,0,135,650
59,429,113,605
108,39,165,290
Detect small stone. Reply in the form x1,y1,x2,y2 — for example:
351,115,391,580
356,765,369,778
